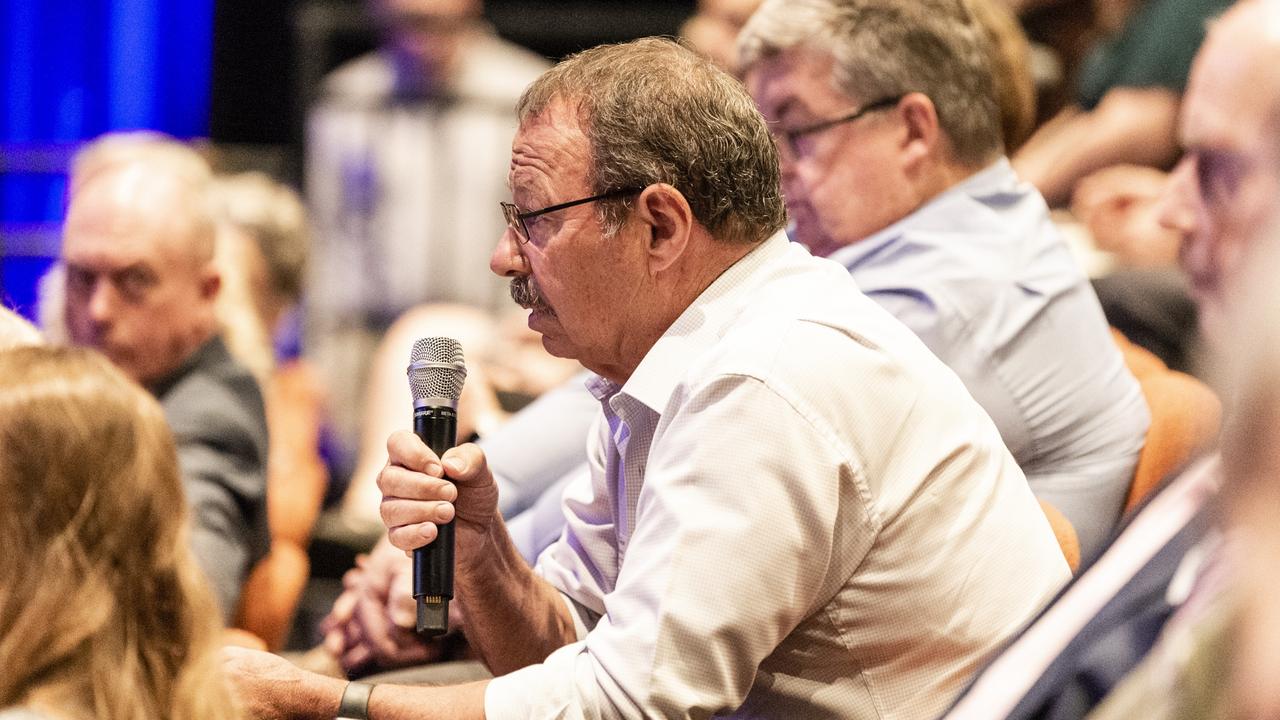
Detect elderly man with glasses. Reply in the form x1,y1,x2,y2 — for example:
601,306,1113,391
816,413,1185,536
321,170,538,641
313,0,1152,685
226,36,1068,720
740,0,1149,559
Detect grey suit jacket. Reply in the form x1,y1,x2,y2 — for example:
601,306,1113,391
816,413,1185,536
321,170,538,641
151,335,269,621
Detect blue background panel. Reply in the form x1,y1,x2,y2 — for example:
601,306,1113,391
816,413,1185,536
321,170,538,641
0,0,214,321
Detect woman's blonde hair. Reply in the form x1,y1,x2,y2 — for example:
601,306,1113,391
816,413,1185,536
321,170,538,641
0,347,238,720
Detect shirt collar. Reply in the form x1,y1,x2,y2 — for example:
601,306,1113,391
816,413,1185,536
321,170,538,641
826,157,1018,270
594,230,792,414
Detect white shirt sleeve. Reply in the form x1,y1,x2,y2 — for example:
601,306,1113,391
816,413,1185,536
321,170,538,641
485,373,871,719
527,410,619,622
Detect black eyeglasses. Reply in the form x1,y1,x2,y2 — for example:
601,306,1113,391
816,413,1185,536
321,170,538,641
501,187,644,244
778,94,904,158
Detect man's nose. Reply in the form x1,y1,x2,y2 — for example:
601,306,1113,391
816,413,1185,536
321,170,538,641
1156,158,1198,238
86,281,117,325
490,225,529,278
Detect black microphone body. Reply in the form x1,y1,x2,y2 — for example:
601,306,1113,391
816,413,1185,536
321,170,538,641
406,336,467,637
413,404,457,636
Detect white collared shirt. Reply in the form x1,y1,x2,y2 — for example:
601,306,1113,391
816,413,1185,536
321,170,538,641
485,231,1070,719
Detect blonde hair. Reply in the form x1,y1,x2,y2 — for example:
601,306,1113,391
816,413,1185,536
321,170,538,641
0,347,239,720
210,172,312,382
213,172,310,304
0,306,41,351
965,0,1036,152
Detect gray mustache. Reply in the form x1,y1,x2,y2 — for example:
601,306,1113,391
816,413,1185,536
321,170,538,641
510,275,545,310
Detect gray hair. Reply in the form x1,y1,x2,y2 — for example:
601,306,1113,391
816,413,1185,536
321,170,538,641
516,37,787,244
738,0,1004,167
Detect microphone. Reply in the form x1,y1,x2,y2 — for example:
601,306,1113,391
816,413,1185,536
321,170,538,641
406,337,467,636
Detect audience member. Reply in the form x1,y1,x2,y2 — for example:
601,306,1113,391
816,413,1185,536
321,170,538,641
305,0,550,445
0,346,239,720
1012,0,1232,206
942,2,1280,715
739,0,1148,556
212,171,331,649
225,37,1068,719
60,134,269,622
319,0,1143,672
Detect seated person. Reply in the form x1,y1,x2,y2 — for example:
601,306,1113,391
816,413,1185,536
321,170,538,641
322,0,1147,673
739,0,1147,557
0,346,238,720
225,36,1069,720
59,134,269,621
942,3,1280,714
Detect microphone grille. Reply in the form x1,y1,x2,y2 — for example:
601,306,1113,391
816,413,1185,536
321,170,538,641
407,336,467,403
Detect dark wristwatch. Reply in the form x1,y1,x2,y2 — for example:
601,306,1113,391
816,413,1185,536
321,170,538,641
336,681,374,720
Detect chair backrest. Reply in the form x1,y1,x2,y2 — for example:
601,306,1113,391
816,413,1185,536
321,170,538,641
231,359,329,649
1038,498,1080,573
1112,330,1222,513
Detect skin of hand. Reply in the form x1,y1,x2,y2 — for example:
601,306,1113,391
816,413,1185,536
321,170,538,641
376,429,573,676
223,645,346,720
376,432,501,563
1071,164,1183,267
320,537,444,675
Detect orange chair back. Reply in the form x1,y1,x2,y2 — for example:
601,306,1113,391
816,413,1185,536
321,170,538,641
1112,330,1222,513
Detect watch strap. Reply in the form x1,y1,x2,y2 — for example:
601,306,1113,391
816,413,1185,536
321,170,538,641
336,681,374,720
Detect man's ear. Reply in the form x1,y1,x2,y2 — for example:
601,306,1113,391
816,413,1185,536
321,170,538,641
634,183,694,275
895,92,941,169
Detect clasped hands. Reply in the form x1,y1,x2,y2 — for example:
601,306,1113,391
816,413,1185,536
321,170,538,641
224,431,500,716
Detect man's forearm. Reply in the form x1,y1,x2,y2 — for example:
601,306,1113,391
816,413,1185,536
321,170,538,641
367,681,488,720
459,511,578,675
268,673,487,720
1014,89,1181,207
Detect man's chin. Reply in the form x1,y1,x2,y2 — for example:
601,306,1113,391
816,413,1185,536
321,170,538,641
526,310,576,359
525,305,556,330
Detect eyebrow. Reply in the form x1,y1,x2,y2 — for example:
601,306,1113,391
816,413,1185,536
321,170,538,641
65,259,151,277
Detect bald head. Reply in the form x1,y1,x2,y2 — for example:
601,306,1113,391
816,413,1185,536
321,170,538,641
61,140,221,386
1159,0,1280,345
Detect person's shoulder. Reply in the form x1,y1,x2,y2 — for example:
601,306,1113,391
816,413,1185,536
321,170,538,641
883,177,1080,310
712,255,927,387
456,34,552,105
159,339,266,441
